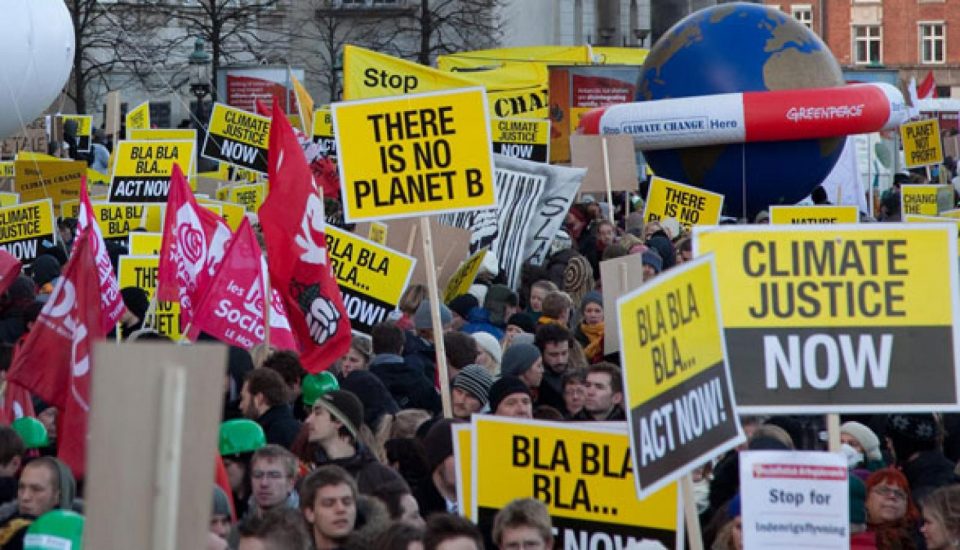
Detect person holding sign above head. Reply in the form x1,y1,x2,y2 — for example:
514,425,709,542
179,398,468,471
920,485,960,550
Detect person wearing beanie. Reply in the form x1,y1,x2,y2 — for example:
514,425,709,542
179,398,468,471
451,365,494,419
499,343,544,397
471,331,502,376
211,485,233,541
414,418,465,517
448,294,479,330
413,300,452,341
339,370,400,433
641,249,663,280
841,421,886,473
484,284,519,328
505,313,536,337
574,291,605,364
304,389,404,495
404,300,453,385
885,413,958,503
489,377,533,418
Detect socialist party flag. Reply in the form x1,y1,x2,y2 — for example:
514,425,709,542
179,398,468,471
261,99,350,373
77,176,126,332
7,230,104,477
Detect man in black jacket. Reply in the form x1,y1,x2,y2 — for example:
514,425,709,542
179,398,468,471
369,322,440,414
240,369,301,449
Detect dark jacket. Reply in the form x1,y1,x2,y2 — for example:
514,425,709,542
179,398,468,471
316,445,404,495
370,354,441,414
257,405,301,449
402,332,437,384
412,475,449,518
903,450,959,504
536,368,566,413
573,404,626,422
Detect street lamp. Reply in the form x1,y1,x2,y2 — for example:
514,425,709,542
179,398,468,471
188,37,212,128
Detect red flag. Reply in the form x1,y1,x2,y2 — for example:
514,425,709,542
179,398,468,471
261,99,350,373
0,382,35,425
192,218,297,351
918,71,938,99
0,251,21,298
77,177,126,332
214,454,236,522
6,230,103,477
157,164,232,326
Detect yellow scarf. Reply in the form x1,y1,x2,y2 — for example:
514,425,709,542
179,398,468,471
580,321,605,361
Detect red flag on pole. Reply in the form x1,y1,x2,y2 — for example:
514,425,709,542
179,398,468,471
0,251,21,298
0,382,35,425
157,164,232,327
77,176,126,332
918,71,938,100
6,230,104,477
261,99,350,373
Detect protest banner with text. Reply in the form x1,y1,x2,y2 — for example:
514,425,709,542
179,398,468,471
769,205,859,225
491,117,549,163
0,199,55,262
311,107,337,161
901,118,943,168
60,115,92,152
618,255,744,498
202,103,270,174
118,255,182,339
443,248,486,304
694,223,960,413
216,182,265,213
333,87,496,222
14,160,85,208
644,176,723,231
109,141,195,202
124,102,150,139
901,184,953,216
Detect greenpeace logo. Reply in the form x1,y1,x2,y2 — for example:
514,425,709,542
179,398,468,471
786,104,865,122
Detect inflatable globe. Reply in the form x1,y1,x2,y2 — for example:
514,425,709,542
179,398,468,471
639,3,845,219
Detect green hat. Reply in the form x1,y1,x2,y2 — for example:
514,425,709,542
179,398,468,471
24,510,84,550
219,419,265,456
301,371,339,407
12,417,49,450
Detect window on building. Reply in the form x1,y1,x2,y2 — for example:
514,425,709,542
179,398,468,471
791,5,813,29
853,25,882,65
920,22,946,64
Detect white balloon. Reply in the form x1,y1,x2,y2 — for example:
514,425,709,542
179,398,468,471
0,0,75,139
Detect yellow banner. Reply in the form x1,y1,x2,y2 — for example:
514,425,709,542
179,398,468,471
14,160,85,208
118,255,182,339
311,107,337,159
217,182,266,213
88,202,147,239
901,184,953,216
60,115,92,151
769,205,860,225
437,45,648,70
472,417,678,548
202,103,270,174
443,248,486,304
0,162,13,178
453,424,473,521
901,118,943,168
109,140,196,202
125,102,151,139
0,199,55,261
643,176,724,231
0,193,18,207
197,198,244,231
333,87,496,222
128,232,163,255
60,199,79,219
344,45,550,119
128,128,197,141
142,204,164,232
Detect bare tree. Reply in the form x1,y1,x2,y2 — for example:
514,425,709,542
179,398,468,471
396,0,504,66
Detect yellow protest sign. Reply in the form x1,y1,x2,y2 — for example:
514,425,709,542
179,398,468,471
0,199,55,261
437,45,648,70
0,193,18,207
334,88,496,222
60,199,79,219
491,117,550,163
125,102,151,139
0,162,13,178
325,225,416,333
128,232,163,255
940,209,960,220
290,70,314,135
443,248,486,304
198,198,244,231
14,160,85,208
453,424,473,521
769,205,860,225
202,103,270,174
367,222,387,245
142,204,164,232
618,255,743,497
60,115,92,152
217,182,265,213
693,223,960,413
118,255,182,339
109,140,196,202
901,184,953,216
311,107,337,160
128,128,197,141
643,176,723,230
89,203,147,239
472,417,679,548
901,118,943,168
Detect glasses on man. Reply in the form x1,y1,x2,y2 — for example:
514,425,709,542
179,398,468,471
251,470,286,481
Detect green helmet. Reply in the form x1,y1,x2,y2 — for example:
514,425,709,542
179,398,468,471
12,417,49,450
24,510,84,550
301,371,339,407
219,419,266,456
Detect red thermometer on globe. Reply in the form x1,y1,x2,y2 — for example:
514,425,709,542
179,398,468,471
578,82,908,150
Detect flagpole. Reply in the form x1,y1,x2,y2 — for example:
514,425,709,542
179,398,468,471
262,266,271,349
419,216,453,418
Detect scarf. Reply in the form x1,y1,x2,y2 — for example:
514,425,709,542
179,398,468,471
580,321,605,362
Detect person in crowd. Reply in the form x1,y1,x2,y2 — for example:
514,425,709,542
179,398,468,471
500,343,543,397
471,331,502,376
525,280,557,323
538,291,573,327
641,250,663,281
841,421,886,476
573,291,604,365
404,300,453,384
451,365,493,420
373,522,424,550
574,362,625,421
246,445,299,520
300,465,358,550
240,368,301,449
262,350,307,415
304,389,404,494
423,513,485,550
534,324,573,412
492,498,554,550
89,128,111,174
340,370,400,436
395,284,428,331
920,485,960,550
563,255,595,318
444,331,479,382
0,428,23,504
489,377,534,419
710,494,742,550
462,304,505,341
370,322,440,414
448,294,479,331
210,485,233,542
849,475,876,548
561,368,587,419
237,508,312,550
0,277,37,345
0,457,75,549
220,419,267,519
885,414,958,503
865,468,920,549
484,284,520,329
414,418,462,516
30,256,60,304
675,237,693,264
338,335,373,379
370,479,425,527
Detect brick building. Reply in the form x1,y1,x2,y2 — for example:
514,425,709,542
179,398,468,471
764,0,960,97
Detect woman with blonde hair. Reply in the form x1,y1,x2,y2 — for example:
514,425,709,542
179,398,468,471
921,485,960,550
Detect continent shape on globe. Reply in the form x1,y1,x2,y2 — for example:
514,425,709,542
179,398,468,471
640,2,845,220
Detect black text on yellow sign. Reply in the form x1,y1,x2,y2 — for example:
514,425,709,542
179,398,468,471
109,140,195,203
768,205,859,225
901,118,943,168
900,184,953,216
118,255,182,339
202,103,270,174
643,176,723,230
333,87,496,222
91,203,145,239
14,160,85,207
444,248,486,304
472,417,679,549
0,199,55,262
491,117,550,163
617,255,743,498
60,115,92,152
693,223,960,413
311,107,337,160
325,225,416,334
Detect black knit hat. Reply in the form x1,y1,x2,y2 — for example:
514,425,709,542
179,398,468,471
449,294,479,319
317,390,364,441
488,376,531,414
423,418,464,473
452,365,494,407
506,313,536,334
340,370,400,431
